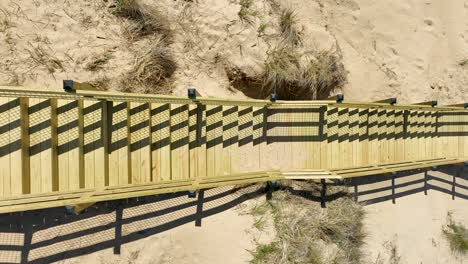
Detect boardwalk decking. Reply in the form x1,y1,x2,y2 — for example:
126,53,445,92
0,86,466,213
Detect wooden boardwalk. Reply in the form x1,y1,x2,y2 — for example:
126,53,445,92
0,86,467,213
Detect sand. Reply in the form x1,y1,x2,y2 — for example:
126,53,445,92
0,0,468,263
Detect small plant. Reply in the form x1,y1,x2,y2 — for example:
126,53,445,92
442,211,468,255
253,216,266,231
26,42,64,74
383,238,402,264
459,58,468,67
85,53,112,71
279,8,301,46
257,22,267,37
238,0,258,24
250,243,279,264
0,7,12,32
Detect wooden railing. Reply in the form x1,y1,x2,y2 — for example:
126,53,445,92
0,86,466,213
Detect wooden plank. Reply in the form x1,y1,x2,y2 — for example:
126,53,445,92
327,106,339,169
197,104,207,178
83,100,104,188
338,107,349,167
9,98,26,195
349,107,359,167
129,102,151,184
358,108,369,166
368,108,379,165
150,103,171,181
256,107,269,171
109,101,130,186
222,106,235,175
252,106,264,171
394,110,404,162
0,97,11,197
189,104,197,179
310,106,322,169
319,106,329,169
377,108,387,163
28,98,55,194
387,109,395,163
238,106,253,173
57,99,72,191
170,104,189,180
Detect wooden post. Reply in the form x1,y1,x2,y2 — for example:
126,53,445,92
424,171,428,195
195,189,204,227
391,173,396,204
320,179,327,208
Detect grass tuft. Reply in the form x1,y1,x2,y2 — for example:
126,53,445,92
262,46,347,100
250,243,280,264
279,8,301,46
442,211,468,255
119,37,176,94
459,58,468,67
85,53,112,71
238,0,258,24
0,7,12,32
113,0,171,40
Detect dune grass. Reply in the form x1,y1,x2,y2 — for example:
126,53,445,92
113,0,171,40
442,211,468,255
238,0,258,24
249,181,365,264
119,37,176,94
262,46,347,100
279,8,301,46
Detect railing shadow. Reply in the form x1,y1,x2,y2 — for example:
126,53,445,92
349,165,468,205
0,180,357,264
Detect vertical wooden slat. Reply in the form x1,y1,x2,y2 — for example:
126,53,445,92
222,106,233,175
109,101,130,186
327,106,339,169
338,107,349,167
20,98,30,194
150,103,171,182
394,110,404,162
197,103,207,178
77,100,85,188
83,100,98,188
57,99,71,191
0,97,11,197
358,108,369,166
349,108,359,167
28,98,55,194
252,106,263,171
129,102,151,184
189,104,197,179
50,98,58,191
170,104,189,180
10,98,24,195
319,106,328,169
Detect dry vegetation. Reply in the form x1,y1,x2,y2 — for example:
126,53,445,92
249,181,365,264
262,47,346,100
442,211,468,255
238,0,258,24
113,0,171,40
279,8,301,47
120,37,177,94
228,3,347,100
111,0,176,94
